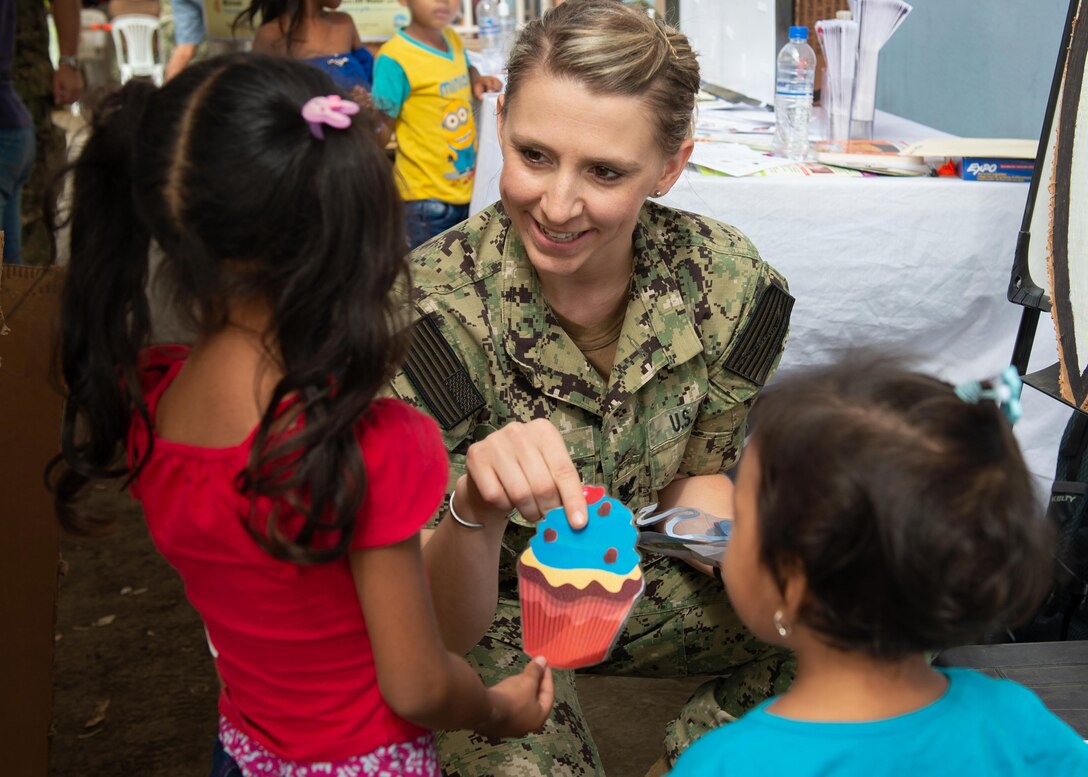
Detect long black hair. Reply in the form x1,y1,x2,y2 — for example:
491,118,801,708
748,355,1053,658
47,54,409,563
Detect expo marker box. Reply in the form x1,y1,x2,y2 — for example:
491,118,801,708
960,157,1033,183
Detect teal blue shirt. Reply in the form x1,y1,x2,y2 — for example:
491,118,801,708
670,668,1088,776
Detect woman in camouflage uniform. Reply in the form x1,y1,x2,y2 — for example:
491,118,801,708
388,1,795,774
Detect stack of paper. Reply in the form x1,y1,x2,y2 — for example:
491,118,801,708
810,139,930,176
902,138,1038,159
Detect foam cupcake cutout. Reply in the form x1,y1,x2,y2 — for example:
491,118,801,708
518,486,645,669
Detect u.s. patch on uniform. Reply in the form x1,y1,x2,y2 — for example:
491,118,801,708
723,283,794,386
402,315,485,429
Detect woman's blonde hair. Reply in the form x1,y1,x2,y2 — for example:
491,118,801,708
503,0,700,156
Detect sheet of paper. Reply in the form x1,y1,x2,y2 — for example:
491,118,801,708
636,532,728,564
689,141,795,177
695,110,776,138
633,505,732,565
903,138,1038,159
698,98,763,111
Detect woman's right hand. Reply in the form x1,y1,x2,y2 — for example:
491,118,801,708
477,656,555,739
457,418,588,530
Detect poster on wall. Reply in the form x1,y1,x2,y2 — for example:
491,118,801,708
204,0,254,39
342,0,410,42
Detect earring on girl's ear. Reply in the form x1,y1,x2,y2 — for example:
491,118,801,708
652,190,664,197
773,609,792,638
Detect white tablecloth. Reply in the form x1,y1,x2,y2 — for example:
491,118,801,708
469,94,1070,496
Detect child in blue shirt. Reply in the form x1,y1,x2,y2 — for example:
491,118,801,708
243,0,375,100
671,357,1088,775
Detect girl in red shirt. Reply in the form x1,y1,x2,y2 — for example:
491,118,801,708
48,54,556,776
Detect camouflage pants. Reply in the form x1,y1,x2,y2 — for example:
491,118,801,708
437,555,795,776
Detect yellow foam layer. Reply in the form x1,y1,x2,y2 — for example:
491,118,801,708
520,547,642,594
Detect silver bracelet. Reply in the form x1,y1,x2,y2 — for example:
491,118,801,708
448,490,484,529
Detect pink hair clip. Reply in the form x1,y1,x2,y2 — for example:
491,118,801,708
301,95,361,140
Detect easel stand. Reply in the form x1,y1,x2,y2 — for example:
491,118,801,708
936,0,1088,740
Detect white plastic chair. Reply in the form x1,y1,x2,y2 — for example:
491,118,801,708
110,14,164,86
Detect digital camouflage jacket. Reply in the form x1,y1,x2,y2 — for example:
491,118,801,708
388,201,793,574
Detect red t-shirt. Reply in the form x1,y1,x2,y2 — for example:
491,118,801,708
127,346,448,762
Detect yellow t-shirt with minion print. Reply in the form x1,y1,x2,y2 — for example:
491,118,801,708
372,28,477,204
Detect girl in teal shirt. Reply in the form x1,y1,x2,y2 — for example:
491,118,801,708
672,357,1088,775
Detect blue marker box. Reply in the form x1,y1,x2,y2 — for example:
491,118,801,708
960,157,1033,183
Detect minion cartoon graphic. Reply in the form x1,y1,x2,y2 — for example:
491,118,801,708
442,99,476,181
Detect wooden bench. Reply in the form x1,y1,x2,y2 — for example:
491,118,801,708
935,641,1088,738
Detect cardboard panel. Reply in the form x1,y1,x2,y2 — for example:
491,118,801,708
0,262,66,776
1048,1,1088,412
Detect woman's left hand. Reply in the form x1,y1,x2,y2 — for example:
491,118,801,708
654,473,734,578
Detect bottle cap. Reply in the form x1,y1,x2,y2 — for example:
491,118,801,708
836,10,852,20
789,25,808,39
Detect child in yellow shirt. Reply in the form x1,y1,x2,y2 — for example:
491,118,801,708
373,0,502,248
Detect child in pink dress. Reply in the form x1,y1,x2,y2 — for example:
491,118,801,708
48,54,553,777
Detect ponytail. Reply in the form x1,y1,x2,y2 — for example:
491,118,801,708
48,55,413,564
47,81,157,533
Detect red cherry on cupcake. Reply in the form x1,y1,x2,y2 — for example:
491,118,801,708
583,485,606,505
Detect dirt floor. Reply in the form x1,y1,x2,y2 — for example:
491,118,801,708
50,487,219,777
48,486,707,777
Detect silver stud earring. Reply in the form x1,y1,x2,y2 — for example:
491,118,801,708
652,190,664,197
773,609,791,638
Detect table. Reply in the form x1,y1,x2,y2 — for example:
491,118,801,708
469,94,1071,496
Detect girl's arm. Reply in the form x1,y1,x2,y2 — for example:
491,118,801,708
347,15,363,50
352,536,554,736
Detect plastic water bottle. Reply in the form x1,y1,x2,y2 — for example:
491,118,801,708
475,0,503,74
772,26,817,160
497,0,516,61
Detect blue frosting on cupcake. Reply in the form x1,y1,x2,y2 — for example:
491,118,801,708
528,493,640,574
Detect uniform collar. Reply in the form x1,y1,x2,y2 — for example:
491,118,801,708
500,203,703,418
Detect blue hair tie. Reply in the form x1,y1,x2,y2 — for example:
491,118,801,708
954,365,1023,425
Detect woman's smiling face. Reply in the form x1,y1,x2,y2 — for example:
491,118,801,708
497,72,691,283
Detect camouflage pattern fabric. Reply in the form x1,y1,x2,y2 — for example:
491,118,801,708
13,0,66,266
442,559,795,776
387,201,795,774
